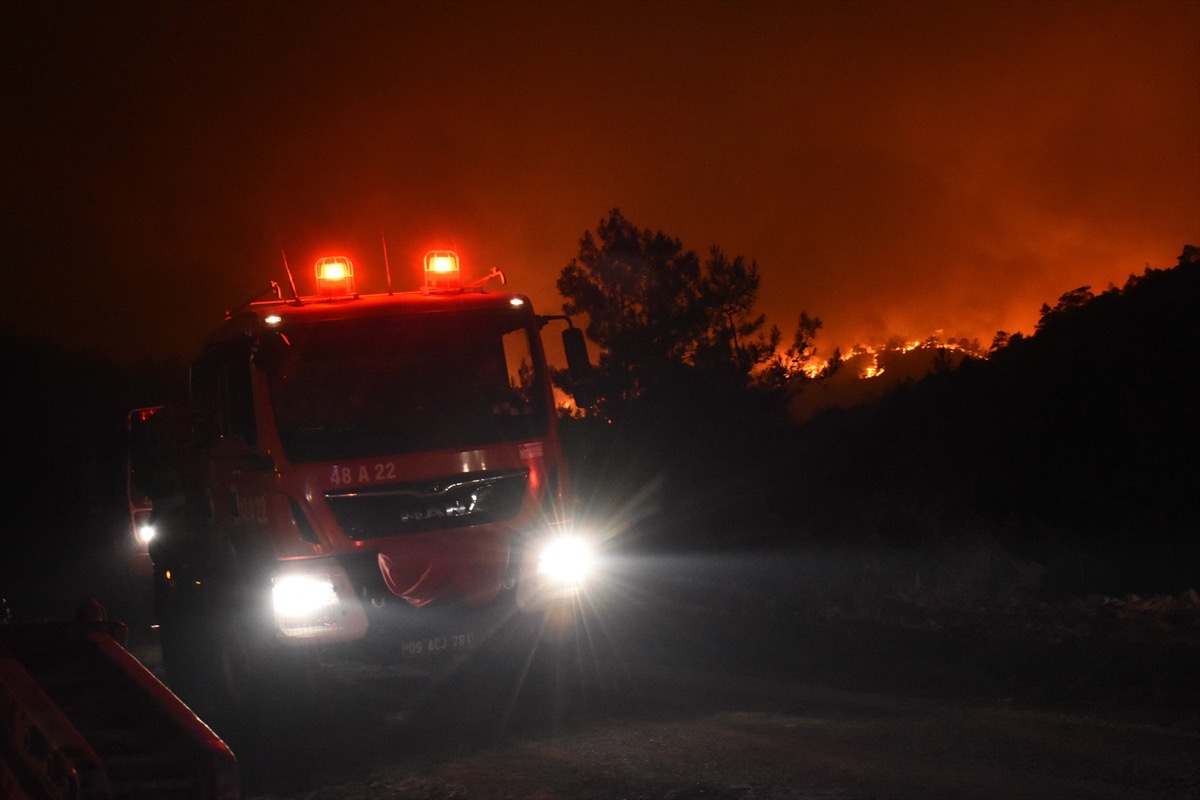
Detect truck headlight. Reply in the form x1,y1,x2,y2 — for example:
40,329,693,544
536,535,593,587
273,574,338,619
271,559,369,641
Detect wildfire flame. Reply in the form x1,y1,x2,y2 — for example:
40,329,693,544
794,332,986,380
783,332,989,424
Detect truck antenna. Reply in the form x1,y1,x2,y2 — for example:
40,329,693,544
275,228,301,303
381,233,394,295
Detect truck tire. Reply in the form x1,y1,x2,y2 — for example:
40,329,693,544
156,574,317,728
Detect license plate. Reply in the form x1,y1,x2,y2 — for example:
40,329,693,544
400,631,475,658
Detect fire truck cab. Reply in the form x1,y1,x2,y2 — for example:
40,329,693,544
134,251,594,714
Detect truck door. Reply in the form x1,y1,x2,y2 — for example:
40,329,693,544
191,339,275,564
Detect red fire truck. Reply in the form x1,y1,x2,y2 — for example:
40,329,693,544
131,250,595,716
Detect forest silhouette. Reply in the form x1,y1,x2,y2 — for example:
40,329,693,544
1,244,1196,597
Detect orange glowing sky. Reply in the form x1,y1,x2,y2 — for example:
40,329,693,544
2,1,1197,366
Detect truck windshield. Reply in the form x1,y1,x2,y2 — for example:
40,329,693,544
265,307,548,463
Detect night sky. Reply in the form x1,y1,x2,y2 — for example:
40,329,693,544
3,0,1197,367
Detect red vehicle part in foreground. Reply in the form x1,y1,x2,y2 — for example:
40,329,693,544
0,613,240,800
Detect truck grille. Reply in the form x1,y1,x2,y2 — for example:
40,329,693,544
325,469,528,539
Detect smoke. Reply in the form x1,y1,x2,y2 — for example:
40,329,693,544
2,2,1196,365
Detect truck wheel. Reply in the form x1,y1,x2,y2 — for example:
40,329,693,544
538,599,578,645
157,598,225,719
157,587,317,727
519,601,589,721
209,611,321,728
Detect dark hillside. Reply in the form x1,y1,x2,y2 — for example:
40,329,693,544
781,247,1199,594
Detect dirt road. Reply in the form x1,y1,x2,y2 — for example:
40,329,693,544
227,657,1197,800
7,544,1198,799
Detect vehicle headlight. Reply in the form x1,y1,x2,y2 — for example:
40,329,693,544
536,535,593,587
273,574,338,619
271,560,369,641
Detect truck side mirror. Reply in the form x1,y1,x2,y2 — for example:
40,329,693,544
562,327,591,382
561,327,597,409
127,406,181,502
